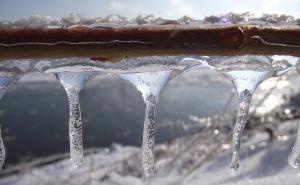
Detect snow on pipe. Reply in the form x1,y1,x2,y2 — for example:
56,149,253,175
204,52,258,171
55,71,98,169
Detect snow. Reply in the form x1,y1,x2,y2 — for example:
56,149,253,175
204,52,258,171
1,131,300,185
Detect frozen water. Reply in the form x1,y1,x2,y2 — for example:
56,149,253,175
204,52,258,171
222,70,275,171
119,71,172,179
56,71,98,169
177,57,215,72
0,125,4,170
289,68,300,168
119,71,172,102
142,95,157,179
0,54,298,176
212,55,292,171
271,55,300,67
223,70,275,94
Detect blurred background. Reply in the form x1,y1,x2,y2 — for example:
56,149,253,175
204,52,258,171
1,0,300,21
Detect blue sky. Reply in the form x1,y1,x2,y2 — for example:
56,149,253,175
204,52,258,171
1,0,300,20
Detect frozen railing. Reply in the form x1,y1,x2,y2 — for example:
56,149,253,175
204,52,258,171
0,13,300,181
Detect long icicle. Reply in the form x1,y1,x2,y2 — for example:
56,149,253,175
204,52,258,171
223,70,273,171
56,71,97,169
288,67,300,168
230,89,252,170
289,122,300,168
143,95,157,178
119,70,172,179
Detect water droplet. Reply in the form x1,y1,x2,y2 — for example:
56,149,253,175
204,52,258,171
119,70,172,179
56,71,97,169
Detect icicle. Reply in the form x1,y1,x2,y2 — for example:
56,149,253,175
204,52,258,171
0,75,19,169
289,67,300,168
289,122,300,168
119,70,172,179
222,70,274,171
0,125,4,170
56,71,97,169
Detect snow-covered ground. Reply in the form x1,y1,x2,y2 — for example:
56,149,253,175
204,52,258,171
1,130,299,185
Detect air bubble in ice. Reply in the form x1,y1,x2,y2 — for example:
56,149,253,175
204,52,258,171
56,71,97,169
119,70,172,179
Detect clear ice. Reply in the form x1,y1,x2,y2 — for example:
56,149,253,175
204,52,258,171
119,70,172,179
222,70,274,171
56,71,97,169
0,75,19,169
289,122,300,168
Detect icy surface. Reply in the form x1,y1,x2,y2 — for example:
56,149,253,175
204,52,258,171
119,71,172,102
56,71,98,169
